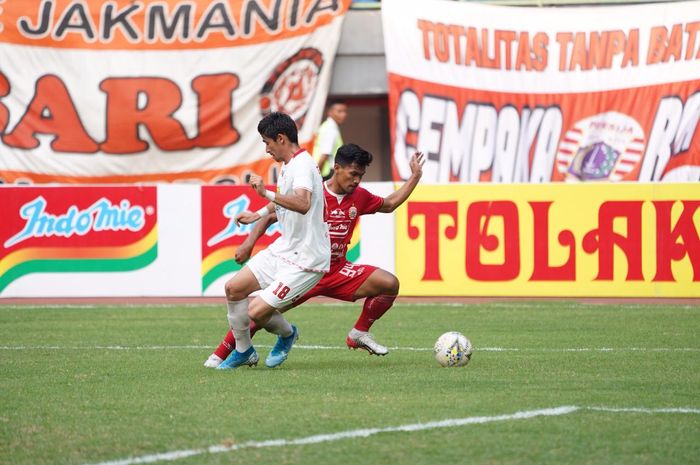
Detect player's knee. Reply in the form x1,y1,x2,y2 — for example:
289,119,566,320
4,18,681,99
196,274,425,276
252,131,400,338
389,276,400,295
247,301,267,323
382,273,400,295
224,279,245,301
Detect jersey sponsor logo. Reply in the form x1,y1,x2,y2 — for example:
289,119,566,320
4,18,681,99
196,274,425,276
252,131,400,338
259,47,324,127
329,207,346,218
328,221,350,236
0,186,158,293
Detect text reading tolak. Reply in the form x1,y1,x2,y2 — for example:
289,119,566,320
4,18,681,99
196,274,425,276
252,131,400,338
5,197,146,248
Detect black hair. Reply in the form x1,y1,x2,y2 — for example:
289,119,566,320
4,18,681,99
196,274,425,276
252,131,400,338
335,143,373,168
257,112,299,144
326,98,346,109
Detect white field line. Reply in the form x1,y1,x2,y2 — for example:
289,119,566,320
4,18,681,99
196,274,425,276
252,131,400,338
0,302,470,309
1,344,699,352
0,304,218,309
2,302,698,311
83,405,700,465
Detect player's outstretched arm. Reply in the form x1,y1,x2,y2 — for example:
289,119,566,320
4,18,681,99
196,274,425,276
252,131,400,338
234,201,274,226
249,174,313,214
234,212,278,264
379,151,424,213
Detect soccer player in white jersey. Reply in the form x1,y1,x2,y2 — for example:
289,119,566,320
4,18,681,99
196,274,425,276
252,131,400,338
204,145,424,368
217,112,330,370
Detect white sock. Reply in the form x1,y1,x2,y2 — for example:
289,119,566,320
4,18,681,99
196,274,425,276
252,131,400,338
264,311,293,337
349,328,367,338
227,299,252,352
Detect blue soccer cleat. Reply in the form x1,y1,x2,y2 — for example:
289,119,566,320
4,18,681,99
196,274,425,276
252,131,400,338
265,325,299,368
216,346,259,370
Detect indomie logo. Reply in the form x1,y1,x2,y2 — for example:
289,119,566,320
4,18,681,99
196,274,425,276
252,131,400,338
5,196,146,248
207,196,280,247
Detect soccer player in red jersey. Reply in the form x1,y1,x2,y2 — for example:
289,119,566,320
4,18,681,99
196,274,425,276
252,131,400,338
205,143,424,367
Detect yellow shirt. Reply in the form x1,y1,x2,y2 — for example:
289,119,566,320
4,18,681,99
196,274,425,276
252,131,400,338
312,118,343,177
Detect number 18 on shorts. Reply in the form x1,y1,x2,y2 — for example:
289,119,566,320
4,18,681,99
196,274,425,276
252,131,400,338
248,249,324,308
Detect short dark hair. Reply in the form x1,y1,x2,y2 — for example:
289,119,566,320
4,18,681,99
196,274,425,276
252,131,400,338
326,98,346,109
257,112,298,144
335,143,373,168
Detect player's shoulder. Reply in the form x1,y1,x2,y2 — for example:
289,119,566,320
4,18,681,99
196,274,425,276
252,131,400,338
350,184,374,200
351,184,384,212
290,150,315,168
299,150,316,164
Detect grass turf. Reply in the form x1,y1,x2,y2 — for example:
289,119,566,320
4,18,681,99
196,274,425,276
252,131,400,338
1,301,698,465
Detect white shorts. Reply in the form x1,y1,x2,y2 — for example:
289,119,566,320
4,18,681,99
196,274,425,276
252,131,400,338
246,248,324,309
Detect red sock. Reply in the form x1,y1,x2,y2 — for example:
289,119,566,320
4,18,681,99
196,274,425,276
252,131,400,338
213,330,235,359
354,295,396,332
213,321,260,359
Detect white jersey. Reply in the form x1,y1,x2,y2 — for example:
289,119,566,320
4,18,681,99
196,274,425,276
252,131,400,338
268,149,330,272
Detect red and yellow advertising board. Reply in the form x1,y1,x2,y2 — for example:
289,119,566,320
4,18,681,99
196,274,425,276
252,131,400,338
396,184,700,297
201,185,280,293
0,186,158,293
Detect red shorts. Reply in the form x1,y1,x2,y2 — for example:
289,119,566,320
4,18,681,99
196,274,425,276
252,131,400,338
293,261,378,306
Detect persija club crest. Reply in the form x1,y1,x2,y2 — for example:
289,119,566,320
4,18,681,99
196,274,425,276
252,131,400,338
259,47,324,127
556,111,646,181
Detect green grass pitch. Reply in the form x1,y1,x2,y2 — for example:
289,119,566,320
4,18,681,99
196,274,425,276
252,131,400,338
1,301,699,465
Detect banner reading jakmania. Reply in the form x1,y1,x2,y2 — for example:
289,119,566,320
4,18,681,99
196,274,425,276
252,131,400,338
0,0,351,184
382,0,700,184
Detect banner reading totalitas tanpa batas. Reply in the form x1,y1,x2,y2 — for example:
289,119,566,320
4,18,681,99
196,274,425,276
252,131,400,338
0,0,350,184
383,0,700,183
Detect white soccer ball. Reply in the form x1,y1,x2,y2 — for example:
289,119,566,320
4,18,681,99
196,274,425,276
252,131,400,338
434,331,472,367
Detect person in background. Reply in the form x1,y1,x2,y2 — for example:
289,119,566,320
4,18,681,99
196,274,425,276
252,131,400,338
313,99,347,180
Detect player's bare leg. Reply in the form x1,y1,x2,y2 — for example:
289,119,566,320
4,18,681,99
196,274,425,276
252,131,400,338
347,268,399,356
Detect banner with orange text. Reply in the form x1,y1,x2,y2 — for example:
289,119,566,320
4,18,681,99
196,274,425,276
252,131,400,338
0,0,351,184
395,183,700,297
382,0,700,183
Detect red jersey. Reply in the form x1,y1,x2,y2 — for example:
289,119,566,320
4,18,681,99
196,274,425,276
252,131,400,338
324,182,383,273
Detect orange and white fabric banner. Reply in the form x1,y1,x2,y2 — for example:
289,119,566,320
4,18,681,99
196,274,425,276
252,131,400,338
382,0,700,183
0,0,351,184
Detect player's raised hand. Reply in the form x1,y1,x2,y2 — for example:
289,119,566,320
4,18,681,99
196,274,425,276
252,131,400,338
410,152,425,178
249,174,266,198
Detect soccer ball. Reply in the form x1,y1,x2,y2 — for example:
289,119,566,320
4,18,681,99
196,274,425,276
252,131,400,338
434,331,472,367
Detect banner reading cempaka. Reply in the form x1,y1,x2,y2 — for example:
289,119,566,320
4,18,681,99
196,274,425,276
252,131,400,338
0,0,351,184
383,0,700,184
395,183,700,297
